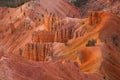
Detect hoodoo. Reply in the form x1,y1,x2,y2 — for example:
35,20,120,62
0,0,120,80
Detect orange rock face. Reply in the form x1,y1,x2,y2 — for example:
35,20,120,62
54,27,73,42
41,13,61,31
53,11,120,80
80,0,120,17
32,30,55,43
0,54,104,80
32,17,77,43
0,0,120,80
9,23,16,34
22,43,53,61
0,0,82,54
88,11,100,25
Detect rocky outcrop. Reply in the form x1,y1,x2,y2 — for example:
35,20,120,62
73,27,87,39
0,0,82,55
80,0,120,17
32,30,55,43
32,18,76,43
88,11,100,25
9,23,15,34
55,27,73,42
32,27,73,43
53,17,87,40
41,13,62,31
24,19,33,31
22,43,53,61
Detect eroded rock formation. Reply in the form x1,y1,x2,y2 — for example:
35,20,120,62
73,27,87,39
9,23,16,34
55,27,73,42
88,11,100,25
32,27,74,43
32,30,55,43
80,0,120,17
41,13,62,31
22,43,53,61
24,18,33,30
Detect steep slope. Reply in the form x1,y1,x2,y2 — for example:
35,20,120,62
78,0,120,17
0,0,81,53
0,0,30,7
53,11,120,80
0,0,120,80
0,54,104,80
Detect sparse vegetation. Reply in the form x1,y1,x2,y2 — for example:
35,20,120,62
111,34,118,41
103,76,107,80
0,0,31,8
86,39,97,47
70,0,88,7
111,34,119,47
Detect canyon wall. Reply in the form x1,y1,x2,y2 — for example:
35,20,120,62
88,11,100,25
9,23,16,34
32,30,55,43
42,13,62,31
21,43,53,61
54,27,73,42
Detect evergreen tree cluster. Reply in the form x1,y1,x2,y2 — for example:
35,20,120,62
0,0,31,7
71,0,88,7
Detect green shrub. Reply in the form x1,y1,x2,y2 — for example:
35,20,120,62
86,39,96,47
111,34,118,41
111,34,119,47
71,0,88,7
0,0,31,8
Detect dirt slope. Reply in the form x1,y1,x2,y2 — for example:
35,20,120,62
53,11,120,80
79,0,120,17
0,54,104,80
0,0,81,53
0,0,120,80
